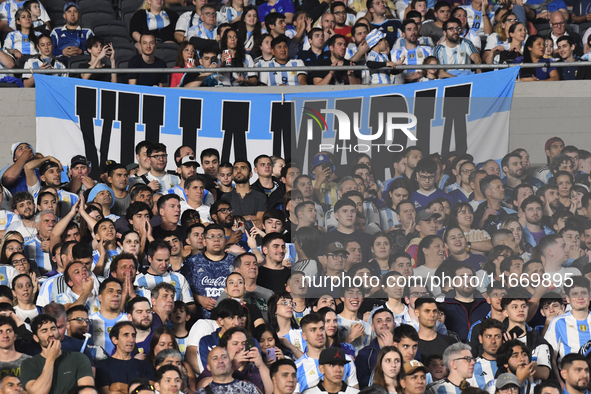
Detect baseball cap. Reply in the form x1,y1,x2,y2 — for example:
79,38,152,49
324,241,348,256
495,373,520,390
402,360,429,375
126,163,139,171
10,142,35,161
64,2,79,11
311,153,335,175
39,160,59,175
545,137,564,151
365,29,386,49
416,208,440,222
71,155,89,168
177,155,200,168
318,348,350,365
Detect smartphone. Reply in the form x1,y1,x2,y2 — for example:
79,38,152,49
266,348,277,362
246,338,256,351
244,220,255,233
508,326,524,338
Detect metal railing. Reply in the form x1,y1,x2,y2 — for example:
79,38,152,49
18,60,586,74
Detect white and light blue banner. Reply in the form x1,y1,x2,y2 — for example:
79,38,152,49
35,67,519,179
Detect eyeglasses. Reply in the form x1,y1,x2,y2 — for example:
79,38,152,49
418,175,435,181
206,234,226,240
552,22,565,26
453,356,476,363
151,154,167,160
68,317,90,324
279,301,295,307
447,27,462,31
410,292,429,297
217,208,234,214
506,18,518,23
183,49,196,53
202,11,216,16
327,253,347,260
12,259,28,266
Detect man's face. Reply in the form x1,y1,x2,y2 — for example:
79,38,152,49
13,143,32,162
319,363,345,386
140,35,156,56
208,347,232,376
235,255,258,280
37,212,56,239
567,286,590,312
333,5,346,25
297,203,317,225
540,300,564,321
65,226,81,242
325,251,347,273
201,154,219,177
255,157,273,178
330,37,347,60
282,167,301,189
565,151,580,172
296,177,313,199
272,42,289,62
213,204,233,228
302,322,326,348
546,141,564,159
435,6,451,22
200,52,218,68
156,370,182,394
0,324,15,350
483,161,501,177
334,205,356,229
129,209,151,233
452,350,475,379
557,40,574,59
263,239,286,263
416,302,438,330
352,26,369,44
445,22,461,43
205,229,227,253
514,187,533,210
523,202,542,225
272,365,297,394
558,159,574,175
487,179,505,201
542,189,560,210
149,150,167,172
563,229,580,249
218,167,233,186
70,163,90,179
454,267,474,297
506,345,529,373
63,6,79,25
99,281,123,313
185,180,205,203
152,289,175,314
129,301,153,330
487,288,507,311
503,300,528,324
271,18,287,35
14,199,34,220
160,198,181,225
67,310,90,339
136,146,151,172
109,169,129,191
134,189,153,208
345,242,362,265
459,163,476,185
518,150,531,172
149,247,171,275
504,157,523,178
417,171,435,191
113,324,136,354
416,218,438,236
177,163,197,181
164,235,181,257
0,376,23,394
551,13,566,36
96,220,116,242
391,257,413,277
562,361,590,392
233,162,251,184
41,166,61,187
398,203,416,228
370,0,387,15
372,311,394,337
322,13,336,30
396,337,419,362
403,23,419,44
187,226,205,252
67,262,91,289
95,190,113,208
480,328,502,357
34,321,59,348
401,372,427,394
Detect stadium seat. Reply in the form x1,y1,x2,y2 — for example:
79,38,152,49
108,36,136,49
92,20,130,40
48,11,66,28
113,47,137,62
78,0,115,15
168,4,195,14
80,11,117,30
45,0,68,13
121,0,144,15
16,54,37,69
122,11,135,31
67,54,92,70
154,42,179,66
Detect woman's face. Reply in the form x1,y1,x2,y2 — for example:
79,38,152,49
381,351,402,380
11,253,30,275
315,295,335,311
272,159,285,179
454,10,467,28
456,205,473,227
89,210,103,221
13,276,33,303
372,236,391,259
226,31,238,49
260,36,273,54
572,190,584,209
259,330,275,352
122,233,140,256
536,38,550,57
324,311,338,338
556,175,572,198
226,274,245,298
148,0,164,11
89,42,104,58
511,23,527,42
17,11,32,29
424,239,445,264
182,44,196,61
415,1,427,14
154,333,175,355
445,228,466,254
245,9,257,26
509,221,522,243
5,241,22,260
390,187,409,208
39,195,57,214
275,297,294,319
357,157,372,170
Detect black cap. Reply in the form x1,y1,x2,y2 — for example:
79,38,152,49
71,155,89,168
39,160,59,175
319,348,350,365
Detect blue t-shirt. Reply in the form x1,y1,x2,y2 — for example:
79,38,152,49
258,0,295,23
514,57,557,80
526,0,567,14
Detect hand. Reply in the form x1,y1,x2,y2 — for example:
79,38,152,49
274,346,284,360
98,239,107,257
494,44,506,52
200,296,217,311
233,350,251,366
315,167,331,186
482,207,498,221
379,330,394,346
30,272,39,293
98,44,109,60
46,338,62,362
40,240,51,253
227,230,243,245
148,180,160,191
82,277,94,295
586,13,591,21
221,52,230,64
358,41,369,54
81,176,95,189
40,62,51,69
305,17,313,31
481,0,488,11
246,229,258,250
134,352,147,360
282,259,293,268
248,347,264,368
13,49,22,59
404,220,415,236
503,331,518,342
569,245,584,259
348,323,365,341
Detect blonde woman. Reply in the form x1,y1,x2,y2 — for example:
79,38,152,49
130,0,179,46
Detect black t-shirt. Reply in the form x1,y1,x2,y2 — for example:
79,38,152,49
77,62,112,82
95,357,154,388
127,54,168,86
257,266,291,294
319,229,372,263
418,334,458,360
457,300,475,314
309,57,361,85
129,8,179,43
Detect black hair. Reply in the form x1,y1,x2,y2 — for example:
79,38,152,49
393,323,419,342
31,313,57,336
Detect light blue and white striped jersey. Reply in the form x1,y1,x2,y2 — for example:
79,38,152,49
484,32,507,51
146,10,171,30
3,31,41,55
0,0,50,31
31,187,79,219
459,4,495,37
367,50,393,84
0,210,15,231
176,336,187,357
379,207,400,231
24,237,53,272
283,329,306,353
432,38,478,75
0,265,18,288
89,311,128,355
36,273,63,307
392,36,434,50
461,28,482,50
175,10,202,36
6,220,37,243
56,288,101,314
467,357,497,389
295,352,358,393
345,45,358,60
220,5,242,23
258,59,306,86
187,23,216,40
427,379,462,394
92,247,122,278
391,45,432,74
337,315,374,355
230,54,257,85
544,311,591,360
294,307,311,325
22,56,66,79
134,271,194,303
582,52,591,61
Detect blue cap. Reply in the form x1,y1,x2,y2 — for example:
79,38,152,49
64,2,79,12
87,184,115,209
365,29,386,49
310,153,335,178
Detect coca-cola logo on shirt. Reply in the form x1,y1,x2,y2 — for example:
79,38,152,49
201,276,226,287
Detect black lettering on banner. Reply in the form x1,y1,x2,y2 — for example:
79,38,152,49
414,88,437,154
333,97,362,178
99,90,116,169
367,94,409,181
441,83,472,156
293,100,325,173
142,94,165,144
75,86,99,179
117,92,140,166
179,98,202,153
221,101,249,163
269,101,294,161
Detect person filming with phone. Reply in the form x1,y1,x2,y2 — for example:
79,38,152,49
78,36,116,83
22,33,66,87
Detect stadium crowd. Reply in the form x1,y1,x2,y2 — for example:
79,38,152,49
0,135,585,394
1,0,591,86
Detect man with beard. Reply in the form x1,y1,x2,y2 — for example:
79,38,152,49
130,143,179,194
210,200,246,249
257,233,291,295
392,20,433,83
221,160,267,223
560,354,590,394
432,18,481,76
501,153,526,203
20,314,94,394
521,196,555,249
65,305,91,341
415,298,457,361
536,185,561,226
182,225,234,319
485,340,536,394
126,296,154,354
95,321,154,394
427,343,474,394
7,192,37,243
311,35,361,85
467,318,502,389
24,210,56,274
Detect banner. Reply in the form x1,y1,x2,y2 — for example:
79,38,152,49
35,67,519,179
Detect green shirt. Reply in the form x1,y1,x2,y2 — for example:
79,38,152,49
20,351,93,394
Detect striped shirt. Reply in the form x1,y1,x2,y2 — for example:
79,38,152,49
24,237,53,272
392,36,434,49
258,59,306,86
36,273,67,307
391,45,432,73
0,210,14,231
467,357,497,389
134,271,194,303
89,311,128,355
367,50,393,84
379,207,400,231
146,10,171,30
427,379,462,394
295,352,358,393
92,248,122,277
337,315,374,355
3,31,41,55
0,265,18,288
284,329,307,353
56,288,101,314
0,0,50,31
187,23,216,40
544,311,591,360
167,185,214,206
459,5,494,37
22,56,66,80
220,5,242,23
432,38,478,73
176,336,187,357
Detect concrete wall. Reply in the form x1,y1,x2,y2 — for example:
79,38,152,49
2,80,591,169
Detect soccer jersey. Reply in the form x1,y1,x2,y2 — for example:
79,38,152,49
180,202,212,223
0,265,18,288
220,5,242,23
0,210,14,231
367,50,393,84
459,4,494,37
167,185,213,206
146,9,171,30
175,10,202,36
544,311,591,359
392,36,434,49
56,288,101,314
24,237,53,272
6,220,37,243
92,248,122,278
484,33,507,51
134,271,194,303
89,312,128,355
31,187,79,219
432,38,478,75
258,59,306,86
283,329,306,353
36,273,68,307
49,25,93,57
370,19,402,48
427,378,462,394
257,0,295,23
337,315,374,355
295,352,358,393
467,357,497,389
3,31,41,55
379,207,400,231
176,335,187,357
391,45,432,73
0,0,50,31
22,56,66,79
187,23,216,39
411,189,451,211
